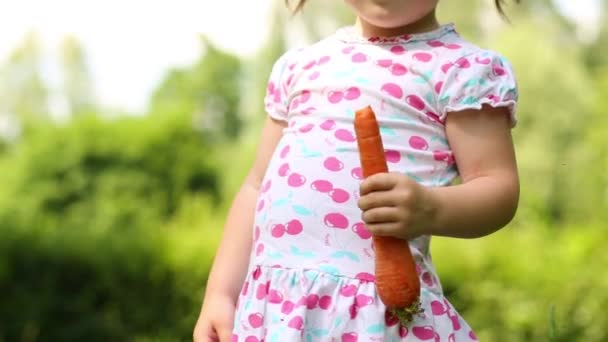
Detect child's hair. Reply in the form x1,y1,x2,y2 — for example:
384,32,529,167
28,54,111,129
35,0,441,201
286,0,520,18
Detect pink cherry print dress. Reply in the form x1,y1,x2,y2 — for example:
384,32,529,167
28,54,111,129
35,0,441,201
232,23,518,342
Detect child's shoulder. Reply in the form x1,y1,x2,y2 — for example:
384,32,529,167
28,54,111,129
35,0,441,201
436,28,516,70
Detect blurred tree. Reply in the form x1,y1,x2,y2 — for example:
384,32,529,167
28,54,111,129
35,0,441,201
59,35,97,117
0,31,49,129
148,37,242,140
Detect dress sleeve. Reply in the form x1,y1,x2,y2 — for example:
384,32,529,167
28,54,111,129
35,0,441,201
437,51,519,127
264,50,295,122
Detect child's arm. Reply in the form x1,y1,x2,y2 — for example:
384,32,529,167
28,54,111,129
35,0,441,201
194,116,286,341
357,105,519,239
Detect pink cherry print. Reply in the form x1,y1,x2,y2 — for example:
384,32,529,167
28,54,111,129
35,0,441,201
319,295,332,310
267,81,275,94
289,62,297,70
433,150,454,164
427,112,445,125
376,59,393,68
253,266,262,280
385,311,399,326
320,119,336,130
256,243,264,256
351,167,363,180
324,212,349,229
342,46,356,54
406,95,426,111
286,74,294,86
399,326,409,338
413,52,433,62
340,284,357,297
256,282,268,300
287,173,306,187
409,136,429,150
355,272,375,282
349,304,358,319
302,107,316,115
291,98,301,110
334,129,356,142
303,60,316,70
441,62,454,73
232,334,238,342
431,300,447,315
385,150,401,163
345,87,361,100
248,313,264,328
390,63,408,76
244,336,259,342
318,55,331,65
280,145,290,159
278,163,290,177
493,65,506,76
311,179,333,193
434,81,443,94
309,71,320,80
288,316,304,330
422,271,434,286
448,333,456,342
268,289,284,304
297,296,308,306
455,57,471,68
469,330,478,340
427,40,444,47
352,53,368,63
475,56,491,65
330,188,350,203
352,222,372,240
255,225,261,241
241,281,249,296
390,45,406,55
300,90,311,103
324,156,344,171
281,300,295,314
381,83,403,99
286,219,303,235
446,43,462,49
449,312,461,330
256,199,265,212
412,326,436,340
262,180,272,193
271,224,286,238
306,294,319,309
299,123,314,133
355,294,374,307
328,91,344,104
342,332,358,342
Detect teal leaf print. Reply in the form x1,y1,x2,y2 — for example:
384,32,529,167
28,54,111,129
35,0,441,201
425,92,434,104
431,136,448,145
268,251,284,259
335,147,351,153
355,76,370,85
460,96,478,105
319,264,340,275
439,95,450,106
311,329,330,337
291,245,315,258
334,317,344,328
306,333,313,342
407,154,416,163
330,251,360,262
273,198,289,207
292,205,313,216
380,126,397,136
414,77,428,84
366,323,386,334
345,108,356,117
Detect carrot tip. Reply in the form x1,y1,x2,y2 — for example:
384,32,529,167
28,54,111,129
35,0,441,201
388,299,424,326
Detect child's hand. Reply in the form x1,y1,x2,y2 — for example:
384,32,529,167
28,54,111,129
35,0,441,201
357,172,438,240
193,293,236,342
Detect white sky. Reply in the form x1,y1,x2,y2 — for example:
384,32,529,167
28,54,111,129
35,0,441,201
0,0,602,113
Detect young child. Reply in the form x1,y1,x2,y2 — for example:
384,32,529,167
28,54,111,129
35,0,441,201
195,0,520,341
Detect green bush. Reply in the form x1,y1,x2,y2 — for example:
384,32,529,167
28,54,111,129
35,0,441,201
0,114,220,232
0,221,210,341
433,224,608,341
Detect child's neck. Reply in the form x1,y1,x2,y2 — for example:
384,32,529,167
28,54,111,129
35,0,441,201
355,9,440,38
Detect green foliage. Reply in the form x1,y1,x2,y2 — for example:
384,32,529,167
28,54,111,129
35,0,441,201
0,219,211,342
432,224,608,341
0,114,220,232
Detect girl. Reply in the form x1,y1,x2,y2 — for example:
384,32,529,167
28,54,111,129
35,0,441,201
195,0,520,341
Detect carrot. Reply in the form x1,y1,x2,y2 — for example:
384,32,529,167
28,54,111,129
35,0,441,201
354,105,422,326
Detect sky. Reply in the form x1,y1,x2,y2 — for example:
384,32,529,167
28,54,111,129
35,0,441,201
0,0,602,113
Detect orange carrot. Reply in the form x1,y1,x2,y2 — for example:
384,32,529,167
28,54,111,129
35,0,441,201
354,105,422,326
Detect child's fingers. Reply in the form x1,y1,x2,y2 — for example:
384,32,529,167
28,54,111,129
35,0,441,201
359,172,397,195
361,207,401,224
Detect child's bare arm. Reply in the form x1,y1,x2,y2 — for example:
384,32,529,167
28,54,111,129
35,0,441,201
428,105,519,238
